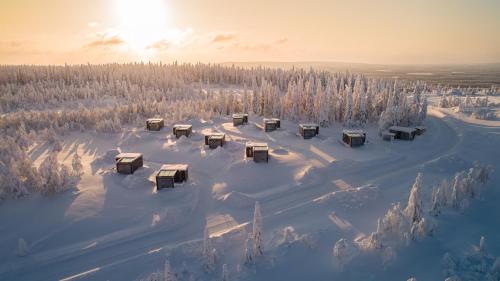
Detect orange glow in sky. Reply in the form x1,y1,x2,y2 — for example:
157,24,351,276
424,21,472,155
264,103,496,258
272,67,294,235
0,0,499,65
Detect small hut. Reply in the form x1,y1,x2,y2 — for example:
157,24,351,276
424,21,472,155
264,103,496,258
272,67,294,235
146,118,164,131
382,131,396,142
342,129,366,147
115,153,143,174
246,142,269,163
415,126,426,135
204,133,226,149
389,126,416,140
253,146,269,163
156,164,189,189
173,124,192,138
263,118,280,132
232,114,249,126
299,124,319,139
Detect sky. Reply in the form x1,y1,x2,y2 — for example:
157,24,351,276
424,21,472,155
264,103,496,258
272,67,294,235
0,0,499,65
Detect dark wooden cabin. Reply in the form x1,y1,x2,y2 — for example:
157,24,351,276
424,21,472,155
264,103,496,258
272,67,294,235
204,133,226,149
299,124,319,139
342,130,366,147
233,114,249,126
156,164,189,189
246,142,269,163
146,118,164,131
173,124,193,138
263,118,280,132
115,153,143,174
389,126,417,140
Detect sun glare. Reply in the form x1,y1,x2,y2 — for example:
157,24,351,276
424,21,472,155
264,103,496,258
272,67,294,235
114,0,169,50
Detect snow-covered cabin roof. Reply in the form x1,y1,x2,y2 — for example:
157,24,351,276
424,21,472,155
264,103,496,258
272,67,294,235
343,129,366,138
246,142,268,148
160,164,189,171
263,118,279,123
415,126,426,130
232,113,248,118
147,118,163,123
173,124,192,130
300,123,319,129
116,153,142,160
389,126,416,133
209,134,225,140
157,170,177,177
207,132,225,137
253,146,269,152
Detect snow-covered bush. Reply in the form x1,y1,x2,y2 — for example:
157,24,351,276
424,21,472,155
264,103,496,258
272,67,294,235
442,236,500,281
356,163,492,264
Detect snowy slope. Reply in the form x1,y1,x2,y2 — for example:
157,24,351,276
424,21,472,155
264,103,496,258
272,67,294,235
0,107,498,281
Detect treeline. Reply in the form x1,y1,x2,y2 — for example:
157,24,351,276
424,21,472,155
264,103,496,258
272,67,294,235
0,63,427,199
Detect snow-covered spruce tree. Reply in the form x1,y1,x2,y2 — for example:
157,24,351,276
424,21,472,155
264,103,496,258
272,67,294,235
252,201,263,258
71,152,84,177
333,238,350,270
164,259,176,281
17,238,28,257
244,234,254,265
404,173,424,225
38,152,63,194
222,263,229,281
382,246,396,268
407,277,417,281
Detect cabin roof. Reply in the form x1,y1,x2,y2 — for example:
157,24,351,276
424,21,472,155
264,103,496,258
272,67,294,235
160,164,189,171
415,126,426,130
157,170,177,177
263,118,279,123
118,157,136,163
389,126,416,133
116,153,142,159
209,134,225,140
253,146,269,152
300,123,318,129
147,118,163,122
232,113,248,118
247,142,268,148
174,124,192,130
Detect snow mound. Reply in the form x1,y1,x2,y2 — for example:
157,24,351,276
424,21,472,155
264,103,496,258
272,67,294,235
119,132,142,146
97,148,121,163
219,191,255,208
205,146,230,159
190,132,204,142
315,185,379,209
175,135,191,146
121,168,155,189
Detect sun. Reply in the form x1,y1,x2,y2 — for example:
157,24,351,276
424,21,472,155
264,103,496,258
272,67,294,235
114,0,169,50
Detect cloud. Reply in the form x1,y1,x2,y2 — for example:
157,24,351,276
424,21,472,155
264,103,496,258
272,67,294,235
212,34,237,43
87,22,98,28
147,39,171,51
86,35,124,48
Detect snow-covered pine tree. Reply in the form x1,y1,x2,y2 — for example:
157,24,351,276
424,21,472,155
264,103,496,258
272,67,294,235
17,238,28,257
244,234,254,264
72,152,84,177
222,263,229,281
164,259,176,281
404,173,424,224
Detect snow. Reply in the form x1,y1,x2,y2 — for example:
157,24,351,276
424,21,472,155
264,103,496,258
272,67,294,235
0,98,499,281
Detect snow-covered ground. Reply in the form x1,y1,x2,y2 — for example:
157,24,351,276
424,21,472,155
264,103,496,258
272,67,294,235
0,106,498,281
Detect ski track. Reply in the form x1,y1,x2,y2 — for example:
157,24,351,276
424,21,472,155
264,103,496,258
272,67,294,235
0,112,467,281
